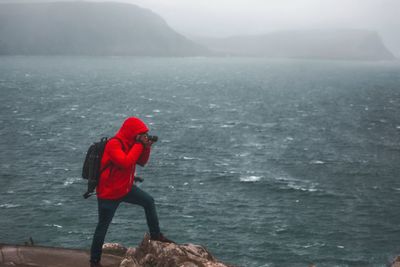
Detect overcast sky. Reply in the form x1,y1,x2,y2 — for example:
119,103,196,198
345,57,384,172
2,0,399,55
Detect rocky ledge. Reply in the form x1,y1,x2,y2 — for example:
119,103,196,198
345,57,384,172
103,234,233,267
0,234,234,267
392,256,400,267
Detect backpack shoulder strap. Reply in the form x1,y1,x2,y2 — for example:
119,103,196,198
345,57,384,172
99,137,126,174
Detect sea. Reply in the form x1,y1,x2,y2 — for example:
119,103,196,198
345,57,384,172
0,56,400,267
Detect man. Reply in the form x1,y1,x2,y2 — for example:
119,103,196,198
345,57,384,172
90,117,173,267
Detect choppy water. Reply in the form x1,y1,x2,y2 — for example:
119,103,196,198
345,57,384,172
1,56,400,267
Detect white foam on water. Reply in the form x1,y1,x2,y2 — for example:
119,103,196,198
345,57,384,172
275,175,320,193
396,126,400,129
182,156,201,160
145,114,153,118
188,125,203,129
287,182,318,192
45,224,63,229
153,109,161,113
6,190,15,194
310,160,325,164
0,203,21,209
17,117,33,121
244,142,264,148
302,242,326,248
215,162,229,166
209,103,219,109
20,130,33,136
220,124,234,128
182,215,194,218
63,177,79,186
240,175,262,182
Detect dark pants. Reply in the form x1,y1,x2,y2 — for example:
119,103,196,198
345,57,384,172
90,186,160,263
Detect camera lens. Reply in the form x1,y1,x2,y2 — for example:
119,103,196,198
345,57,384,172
148,135,158,142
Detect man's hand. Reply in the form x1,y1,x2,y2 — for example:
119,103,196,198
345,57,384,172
136,134,153,148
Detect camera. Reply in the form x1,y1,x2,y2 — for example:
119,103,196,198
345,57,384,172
147,135,158,142
136,133,158,143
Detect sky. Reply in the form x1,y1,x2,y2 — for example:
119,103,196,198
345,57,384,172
1,0,399,55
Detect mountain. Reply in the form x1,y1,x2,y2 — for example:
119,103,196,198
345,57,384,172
0,1,208,56
195,29,395,60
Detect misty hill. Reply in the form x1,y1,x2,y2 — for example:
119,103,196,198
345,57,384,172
0,2,208,56
195,29,395,60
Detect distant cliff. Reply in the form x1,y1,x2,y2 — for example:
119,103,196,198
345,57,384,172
195,29,395,60
0,2,394,60
0,2,208,56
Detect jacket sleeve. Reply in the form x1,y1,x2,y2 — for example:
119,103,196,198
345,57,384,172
106,139,144,169
137,146,151,167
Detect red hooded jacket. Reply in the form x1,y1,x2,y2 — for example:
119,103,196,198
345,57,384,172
96,117,151,200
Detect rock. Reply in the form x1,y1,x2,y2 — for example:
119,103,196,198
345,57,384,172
120,256,140,267
391,256,400,267
0,243,122,267
105,234,234,267
126,247,137,257
128,233,230,267
103,243,128,257
0,236,233,267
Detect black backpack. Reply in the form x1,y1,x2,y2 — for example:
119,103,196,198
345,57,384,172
82,137,123,199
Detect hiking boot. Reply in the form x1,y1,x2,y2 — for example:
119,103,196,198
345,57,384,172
151,233,175,243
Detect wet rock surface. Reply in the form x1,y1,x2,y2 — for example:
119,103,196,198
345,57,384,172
0,235,234,267
0,243,121,267
104,234,233,267
392,256,400,267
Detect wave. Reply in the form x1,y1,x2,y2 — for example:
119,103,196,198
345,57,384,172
45,224,63,229
0,203,21,209
188,125,203,129
240,175,262,182
309,160,325,164
273,176,325,194
286,182,319,193
182,156,200,160
63,177,80,186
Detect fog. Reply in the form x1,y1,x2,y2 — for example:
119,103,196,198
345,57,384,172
1,0,399,56
108,0,400,56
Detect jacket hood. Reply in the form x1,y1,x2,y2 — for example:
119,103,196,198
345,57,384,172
115,117,148,146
